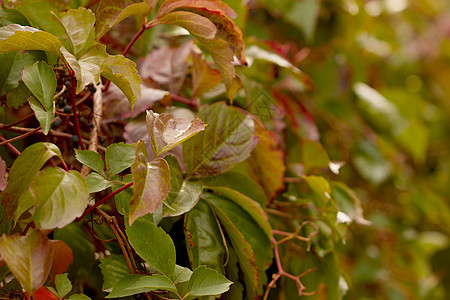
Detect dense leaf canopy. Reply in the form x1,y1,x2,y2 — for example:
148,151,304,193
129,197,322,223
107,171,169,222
0,0,449,299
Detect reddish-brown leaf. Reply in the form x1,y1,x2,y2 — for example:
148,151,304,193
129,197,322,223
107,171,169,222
146,110,206,157
235,117,286,200
157,11,217,40
28,286,58,300
191,45,222,97
103,83,170,122
129,141,171,225
157,0,237,19
49,240,73,280
139,41,193,94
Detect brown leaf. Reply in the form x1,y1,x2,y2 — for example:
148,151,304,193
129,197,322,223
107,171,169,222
0,230,54,294
129,141,171,225
49,240,73,280
191,45,222,97
139,41,193,94
0,155,7,191
196,37,241,99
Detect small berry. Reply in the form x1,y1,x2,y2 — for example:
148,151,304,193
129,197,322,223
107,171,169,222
79,116,86,123
71,135,79,143
58,98,67,108
63,105,72,113
89,86,97,93
99,136,105,144
88,122,94,128
64,80,72,88
52,118,61,128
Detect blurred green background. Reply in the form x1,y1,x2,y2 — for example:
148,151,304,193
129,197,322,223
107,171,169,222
239,0,450,298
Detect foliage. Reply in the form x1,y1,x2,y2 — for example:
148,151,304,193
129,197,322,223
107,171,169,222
0,0,449,299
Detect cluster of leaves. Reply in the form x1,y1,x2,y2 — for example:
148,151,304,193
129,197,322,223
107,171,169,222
1,0,449,299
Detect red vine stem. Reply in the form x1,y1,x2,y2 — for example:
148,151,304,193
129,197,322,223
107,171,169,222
78,181,134,220
69,70,86,150
0,126,41,147
0,117,60,147
122,25,146,57
0,136,21,156
0,113,35,130
21,221,34,236
171,94,199,108
263,222,319,299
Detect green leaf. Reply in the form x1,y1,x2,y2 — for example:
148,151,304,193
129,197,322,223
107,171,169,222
21,61,56,134
74,149,105,174
183,102,257,177
173,265,192,284
187,266,232,297
245,44,309,86
95,0,151,40
0,24,64,57
31,168,89,229
204,192,273,296
184,199,226,273
21,61,56,111
6,81,32,108
0,51,35,94
4,0,66,36
222,247,244,300
85,172,112,193
303,175,333,210
201,194,258,299
106,274,177,298
0,4,30,27
60,43,108,93
126,216,176,278
112,175,133,216
205,186,272,239
1,142,62,219
69,295,91,300
146,110,206,157
55,273,72,298
331,182,370,226
99,254,130,292
101,54,142,109
157,11,217,40
0,230,54,294
203,171,267,207
352,140,392,185
302,139,330,174
105,142,136,176
285,0,319,42
129,141,171,224
28,97,53,135
164,156,202,217
57,7,96,56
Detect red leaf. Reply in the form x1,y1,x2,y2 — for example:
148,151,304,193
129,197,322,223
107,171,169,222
28,286,58,300
49,240,73,280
